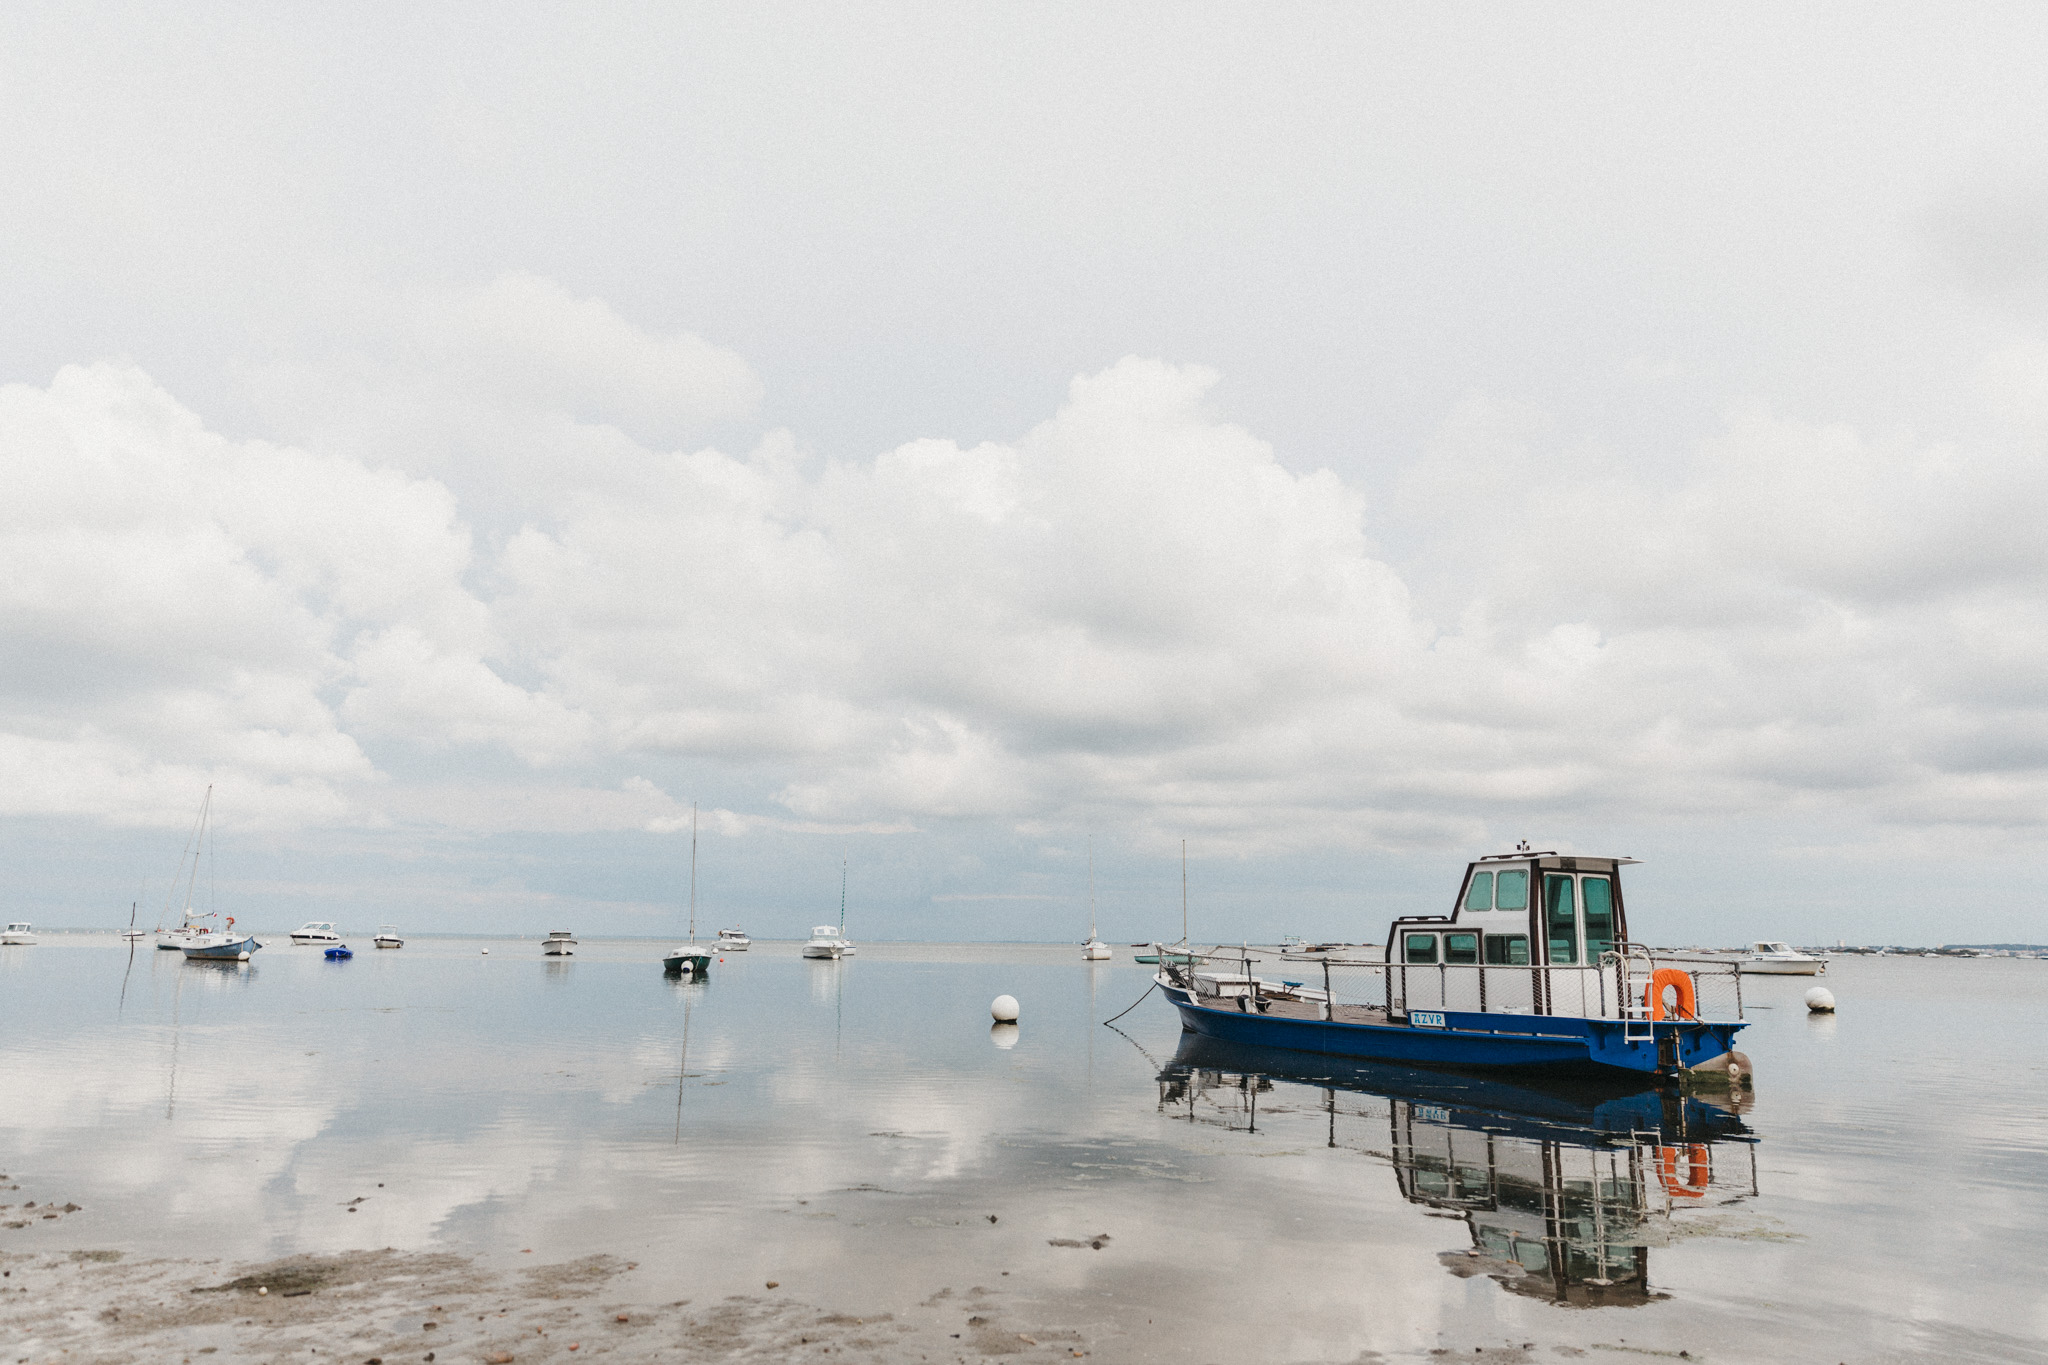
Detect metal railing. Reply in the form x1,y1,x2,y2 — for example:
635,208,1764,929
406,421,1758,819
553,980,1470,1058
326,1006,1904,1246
1164,942,1743,1025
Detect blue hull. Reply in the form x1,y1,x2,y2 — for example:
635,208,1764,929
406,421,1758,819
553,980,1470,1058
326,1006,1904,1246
183,936,262,961
1164,985,1744,1077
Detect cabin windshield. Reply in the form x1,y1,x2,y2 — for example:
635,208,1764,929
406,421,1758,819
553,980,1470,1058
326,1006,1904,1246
1582,877,1616,961
812,926,839,938
1464,872,1492,911
1544,875,1578,964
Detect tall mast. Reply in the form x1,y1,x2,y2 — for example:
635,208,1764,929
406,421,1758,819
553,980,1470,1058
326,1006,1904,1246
1181,839,1188,946
839,850,848,935
1087,834,1097,941
182,785,212,925
688,802,698,944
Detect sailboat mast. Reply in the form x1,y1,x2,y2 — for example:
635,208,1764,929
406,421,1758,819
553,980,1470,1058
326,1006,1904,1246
688,802,698,944
1181,838,1188,946
182,785,212,924
1087,835,1096,941
839,850,847,935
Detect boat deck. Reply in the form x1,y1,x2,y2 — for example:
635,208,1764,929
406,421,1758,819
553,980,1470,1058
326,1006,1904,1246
1193,992,1392,1026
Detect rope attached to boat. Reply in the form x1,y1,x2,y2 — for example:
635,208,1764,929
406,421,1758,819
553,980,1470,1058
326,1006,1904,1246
1100,980,1157,1026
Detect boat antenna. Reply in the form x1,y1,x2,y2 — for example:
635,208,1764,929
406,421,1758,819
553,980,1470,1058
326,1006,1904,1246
688,802,698,945
1181,838,1188,947
1088,834,1097,943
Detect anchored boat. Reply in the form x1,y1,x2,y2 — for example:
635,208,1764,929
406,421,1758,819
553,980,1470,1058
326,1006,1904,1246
663,803,713,978
1736,941,1827,975
1153,849,1750,1079
184,916,262,961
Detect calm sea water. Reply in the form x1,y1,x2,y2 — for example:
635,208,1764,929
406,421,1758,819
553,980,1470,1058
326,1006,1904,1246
3,937,2043,1362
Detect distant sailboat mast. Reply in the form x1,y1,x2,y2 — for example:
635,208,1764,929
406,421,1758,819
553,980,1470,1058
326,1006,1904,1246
1180,838,1188,947
839,850,848,937
1088,835,1096,942
181,785,213,930
688,802,698,946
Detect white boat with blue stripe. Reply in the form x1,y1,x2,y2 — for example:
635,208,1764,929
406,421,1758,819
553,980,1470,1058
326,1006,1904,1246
1154,848,1750,1080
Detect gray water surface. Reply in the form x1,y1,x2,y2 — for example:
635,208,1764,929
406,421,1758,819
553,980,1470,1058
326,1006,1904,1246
3,938,2042,1362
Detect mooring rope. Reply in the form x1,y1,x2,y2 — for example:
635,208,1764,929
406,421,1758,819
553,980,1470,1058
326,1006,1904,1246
1100,980,1157,1026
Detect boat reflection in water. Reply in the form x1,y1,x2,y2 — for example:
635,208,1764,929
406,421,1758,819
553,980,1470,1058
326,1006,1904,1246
1155,1034,1757,1308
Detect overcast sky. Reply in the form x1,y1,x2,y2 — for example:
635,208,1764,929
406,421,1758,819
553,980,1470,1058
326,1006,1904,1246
7,4,2048,944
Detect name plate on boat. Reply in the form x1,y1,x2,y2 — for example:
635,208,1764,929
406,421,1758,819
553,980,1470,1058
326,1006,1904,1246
1410,1011,1447,1029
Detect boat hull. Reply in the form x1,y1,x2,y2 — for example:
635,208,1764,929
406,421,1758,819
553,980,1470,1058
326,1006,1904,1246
1739,959,1825,975
663,951,712,976
801,945,843,959
1163,984,1744,1077
373,938,403,949
183,936,262,961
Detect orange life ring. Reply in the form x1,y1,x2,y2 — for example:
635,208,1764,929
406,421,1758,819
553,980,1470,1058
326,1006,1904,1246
1658,1144,1710,1198
1645,967,1697,1021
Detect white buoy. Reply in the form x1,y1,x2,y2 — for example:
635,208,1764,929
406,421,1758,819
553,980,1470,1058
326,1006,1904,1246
990,994,1020,1022
481,948,489,955
1804,986,1835,1013
990,1022,1019,1049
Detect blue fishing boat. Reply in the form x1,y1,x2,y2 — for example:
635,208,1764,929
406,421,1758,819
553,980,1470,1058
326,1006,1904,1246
1154,848,1750,1080
324,944,353,960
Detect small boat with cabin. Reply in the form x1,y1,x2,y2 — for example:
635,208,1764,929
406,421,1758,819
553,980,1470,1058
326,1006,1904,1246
542,930,577,956
2,922,36,946
804,856,856,959
184,916,262,961
1736,941,1826,976
290,921,342,946
1153,848,1751,1079
373,926,404,949
715,927,751,951
802,926,849,960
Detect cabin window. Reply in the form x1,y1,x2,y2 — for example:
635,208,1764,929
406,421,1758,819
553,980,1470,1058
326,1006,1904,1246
1404,933,1439,964
1445,932,1479,965
1464,872,1494,911
1484,934,1529,965
1545,874,1578,964
1494,870,1528,910
1582,877,1616,960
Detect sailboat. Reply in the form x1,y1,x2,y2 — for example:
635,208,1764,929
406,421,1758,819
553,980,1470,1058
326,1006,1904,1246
157,786,263,961
1082,836,1111,960
663,804,713,978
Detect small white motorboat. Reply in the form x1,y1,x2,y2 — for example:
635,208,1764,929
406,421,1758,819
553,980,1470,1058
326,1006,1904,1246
543,930,577,956
715,927,751,951
373,925,404,949
2,922,36,946
1738,941,1828,976
802,925,848,960
290,921,342,946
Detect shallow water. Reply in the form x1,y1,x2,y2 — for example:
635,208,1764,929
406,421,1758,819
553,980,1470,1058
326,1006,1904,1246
2,937,2043,1362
